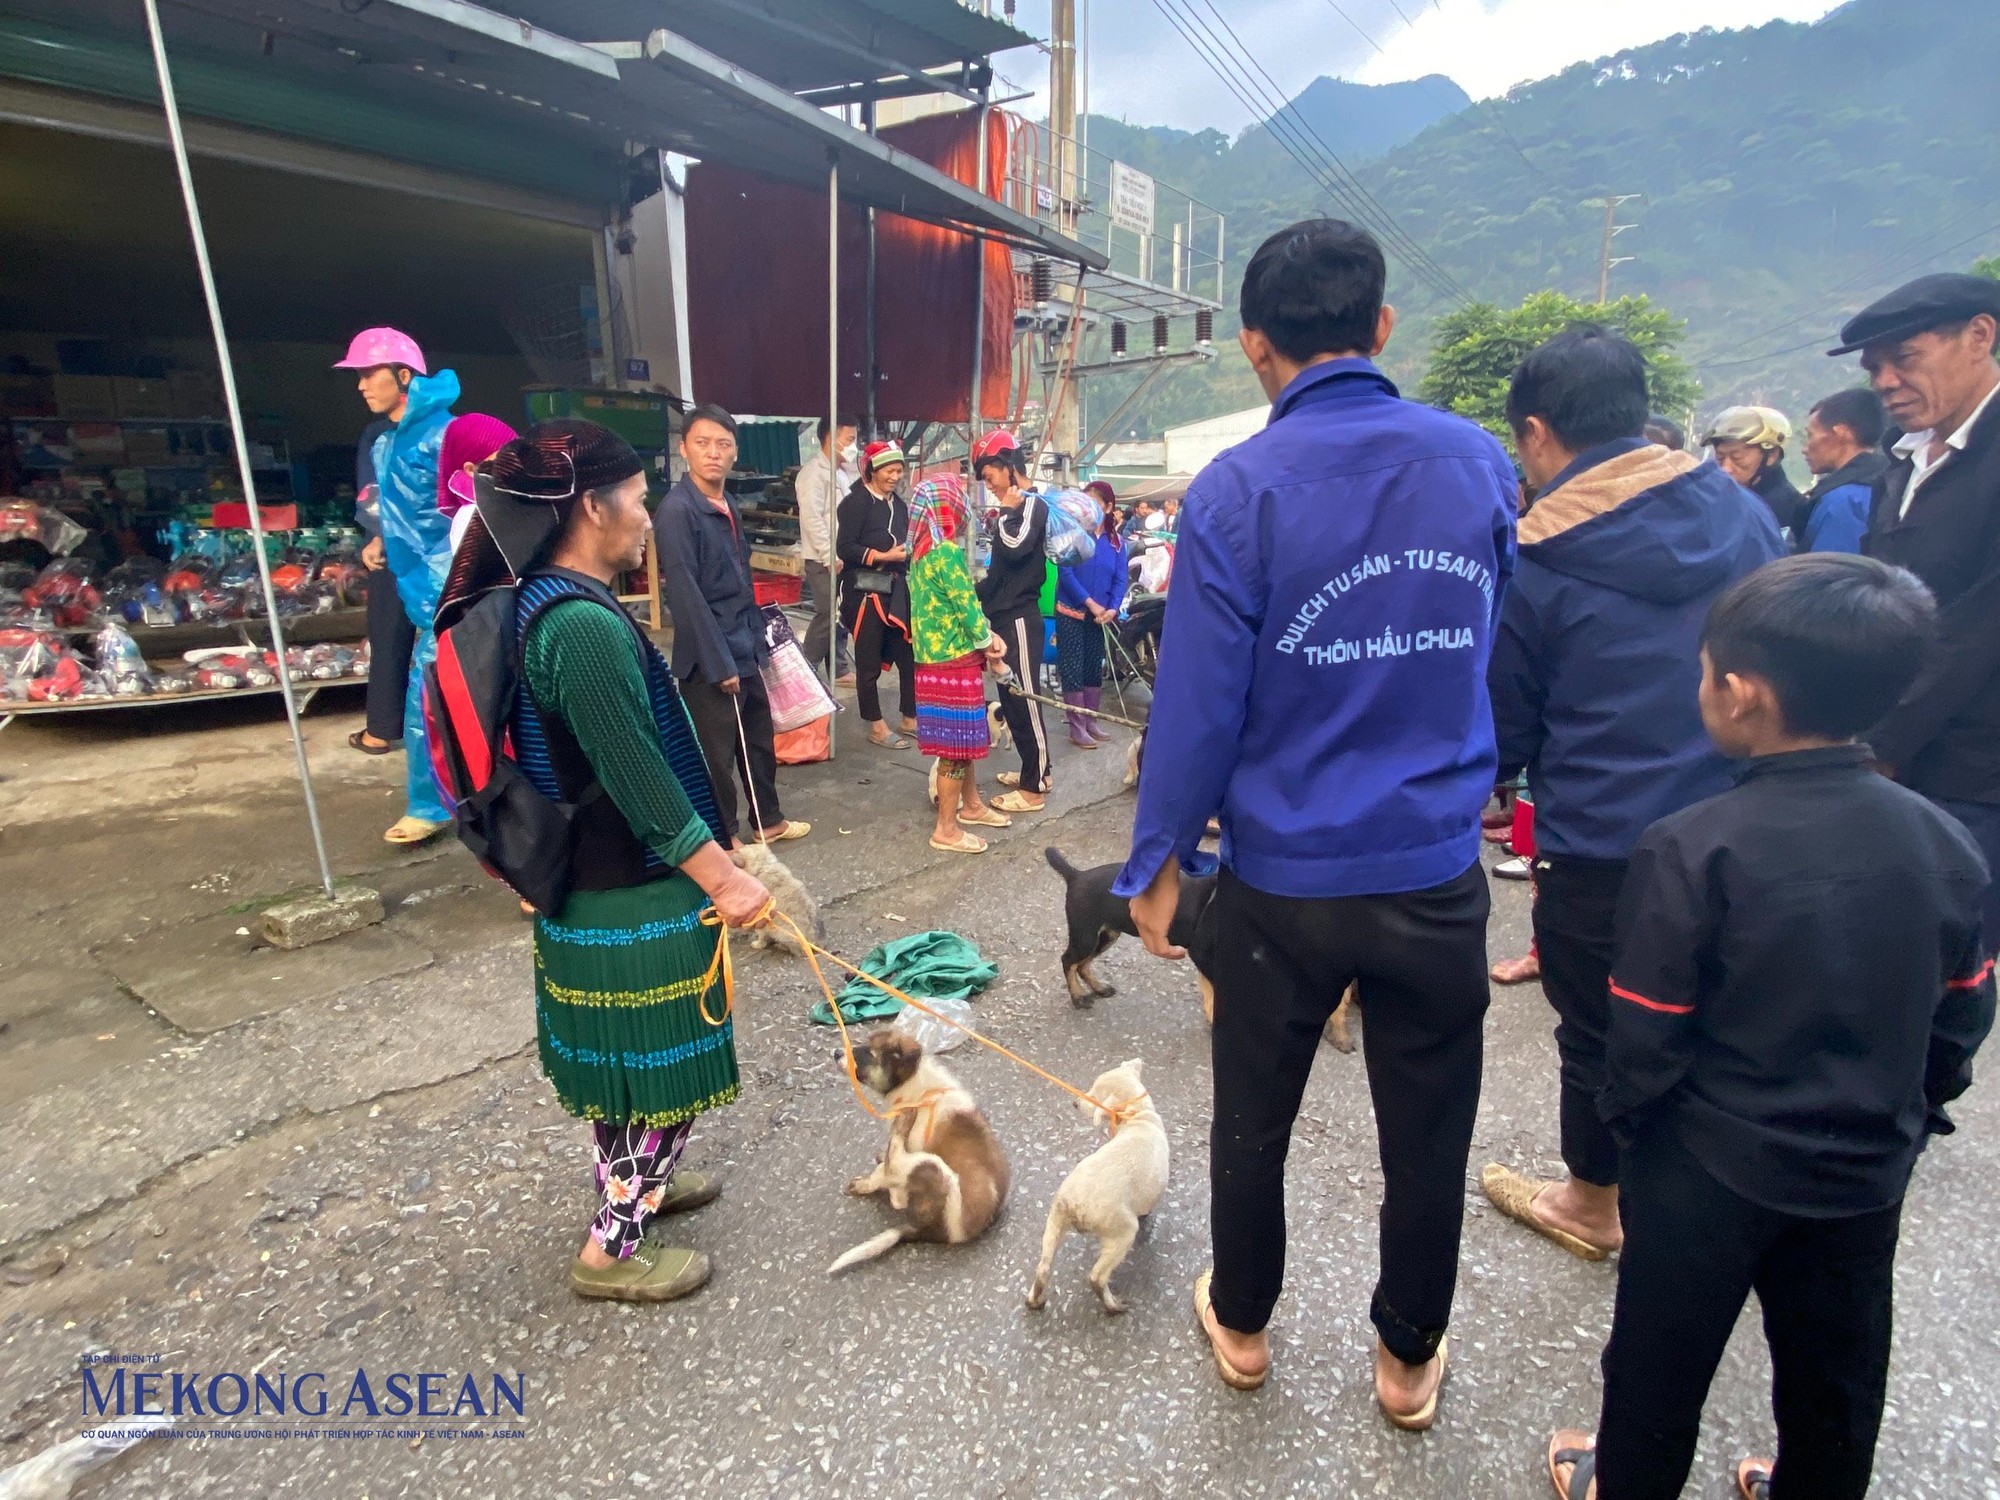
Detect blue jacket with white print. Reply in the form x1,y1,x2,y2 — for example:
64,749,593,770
1115,358,1518,900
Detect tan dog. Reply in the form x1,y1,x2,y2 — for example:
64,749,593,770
829,1031,1011,1273
729,842,823,958
1025,1059,1168,1315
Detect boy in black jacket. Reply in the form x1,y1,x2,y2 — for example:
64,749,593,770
1547,553,1995,1500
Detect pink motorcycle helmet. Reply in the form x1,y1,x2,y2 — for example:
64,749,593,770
334,327,427,375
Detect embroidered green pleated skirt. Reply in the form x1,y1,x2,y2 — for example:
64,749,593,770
533,874,740,1128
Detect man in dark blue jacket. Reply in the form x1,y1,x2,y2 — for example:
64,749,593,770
1118,218,1517,1424
1480,327,1784,1263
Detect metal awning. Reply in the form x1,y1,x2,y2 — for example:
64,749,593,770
4,0,1101,265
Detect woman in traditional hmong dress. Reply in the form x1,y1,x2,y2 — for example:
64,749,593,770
908,474,1010,854
445,419,771,1303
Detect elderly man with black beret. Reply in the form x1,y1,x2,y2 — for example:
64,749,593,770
1834,272,2000,930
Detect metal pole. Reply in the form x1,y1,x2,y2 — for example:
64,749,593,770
969,103,989,444
862,99,879,441
141,0,335,899
827,151,841,761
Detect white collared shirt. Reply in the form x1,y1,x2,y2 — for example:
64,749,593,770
794,447,857,562
1893,376,2000,519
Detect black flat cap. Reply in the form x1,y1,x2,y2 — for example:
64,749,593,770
1829,272,2000,356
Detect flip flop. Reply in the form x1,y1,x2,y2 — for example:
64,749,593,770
1547,1431,1597,1499
1481,1164,1612,1261
867,732,910,750
348,730,397,755
930,831,988,855
1735,1458,1773,1500
990,791,1045,815
754,821,811,843
1380,1337,1449,1431
958,807,1012,829
384,816,448,845
1193,1270,1266,1391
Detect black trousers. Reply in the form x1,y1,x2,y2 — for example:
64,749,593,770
1198,863,1491,1364
1595,1126,1899,1500
363,563,416,743
991,608,1050,793
852,604,915,726
1531,854,1629,1187
681,669,784,844
802,560,851,679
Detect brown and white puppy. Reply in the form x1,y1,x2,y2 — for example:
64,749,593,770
729,842,823,958
1025,1059,1168,1314
829,1030,1011,1273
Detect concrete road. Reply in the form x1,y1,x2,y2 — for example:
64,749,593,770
0,699,1995,1498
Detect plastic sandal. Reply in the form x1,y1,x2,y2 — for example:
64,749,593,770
1547,1432,1597,1499
1193,1271,1266,1391
1380,1337,1448,1432
929,831,988,855
1735,1458,1773,1500
1481,1165,1612,1261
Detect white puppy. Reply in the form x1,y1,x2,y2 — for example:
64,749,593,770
728,842,823,957
1025,1059,1168,1314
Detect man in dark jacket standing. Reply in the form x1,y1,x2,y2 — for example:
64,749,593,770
655,403,806,847
1121,218,1517,1423
1837,272,2000,934
1481,327,1784,1262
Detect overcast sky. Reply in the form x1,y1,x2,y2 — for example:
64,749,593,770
991,0,1846,133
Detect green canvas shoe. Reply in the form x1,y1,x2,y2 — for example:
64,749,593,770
570,1243,711,1303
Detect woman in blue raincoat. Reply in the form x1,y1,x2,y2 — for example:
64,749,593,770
336,327,458,842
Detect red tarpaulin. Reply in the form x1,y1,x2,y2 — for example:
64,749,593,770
685,109,1016,424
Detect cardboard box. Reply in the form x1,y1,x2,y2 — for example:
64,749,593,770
0,373,56,417
121,425,175,465
53,374,116,419
114,377,175,420
167,369,224,419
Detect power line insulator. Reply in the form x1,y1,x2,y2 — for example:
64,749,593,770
1195,308,1214,347
1110,320,1128,359
1031,257,1053,308
1152,314,1170,354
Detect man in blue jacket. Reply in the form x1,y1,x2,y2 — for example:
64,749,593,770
1798,388,1889,554
1119,218,1517,1424
1480,326,1785,1263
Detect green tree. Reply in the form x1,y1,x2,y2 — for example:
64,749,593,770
1417,291,1701,445
1974,255,2000,280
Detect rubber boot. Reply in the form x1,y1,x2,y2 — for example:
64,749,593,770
1082,686,1115,743
1063,691,1098,749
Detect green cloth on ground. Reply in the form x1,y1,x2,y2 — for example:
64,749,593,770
808,930,1000,1025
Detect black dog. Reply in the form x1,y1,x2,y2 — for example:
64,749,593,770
1042,846,1359,1047
1044,847,1219,1016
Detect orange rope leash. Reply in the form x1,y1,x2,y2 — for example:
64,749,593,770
697,906,1146,1129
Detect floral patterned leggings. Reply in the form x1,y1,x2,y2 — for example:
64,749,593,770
591,1119,695,1259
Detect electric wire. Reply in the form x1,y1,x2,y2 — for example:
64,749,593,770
1154,0,1472,302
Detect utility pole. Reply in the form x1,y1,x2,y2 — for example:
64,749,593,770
1596,193,1642,304
1047,0,1081,479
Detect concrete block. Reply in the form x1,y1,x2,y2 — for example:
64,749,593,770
262,886,386,950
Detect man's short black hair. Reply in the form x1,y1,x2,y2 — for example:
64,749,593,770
684,403,737,440
1702,554,1936,739
1809,388,1888,449
1643,414,1686,451
815,414,858,444
1239,218,1387,364
1506,324,1652,450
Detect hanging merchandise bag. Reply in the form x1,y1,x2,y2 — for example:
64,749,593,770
1041,490,1096,567
758,603,836,734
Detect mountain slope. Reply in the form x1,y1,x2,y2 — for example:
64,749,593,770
1240,74,1471,164
1082,0,2000,441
